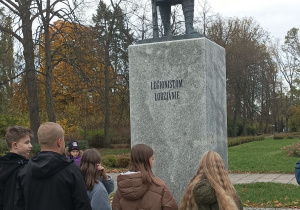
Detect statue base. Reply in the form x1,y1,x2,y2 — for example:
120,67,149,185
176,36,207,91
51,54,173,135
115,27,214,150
129,37,227,203
136,32,203,44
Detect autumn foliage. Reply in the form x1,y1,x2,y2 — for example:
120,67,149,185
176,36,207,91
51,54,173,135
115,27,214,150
11,20,129,139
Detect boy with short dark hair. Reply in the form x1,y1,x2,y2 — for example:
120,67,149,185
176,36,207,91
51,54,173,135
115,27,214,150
0,126,33,210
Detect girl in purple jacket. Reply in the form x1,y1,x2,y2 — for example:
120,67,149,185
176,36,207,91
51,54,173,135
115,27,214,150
66,140,83,166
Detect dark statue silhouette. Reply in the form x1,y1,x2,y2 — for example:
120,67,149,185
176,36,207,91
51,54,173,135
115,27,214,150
152,0,198,38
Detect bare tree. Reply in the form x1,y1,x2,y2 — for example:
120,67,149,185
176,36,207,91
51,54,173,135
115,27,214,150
0,0,41,142
195,0,214,36
208,16,275,136
35,0,86,122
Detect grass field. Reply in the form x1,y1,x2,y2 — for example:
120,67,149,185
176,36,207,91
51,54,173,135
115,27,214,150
235,182,300,208
98,148,130,157
228,138,300,173
228,137,300,208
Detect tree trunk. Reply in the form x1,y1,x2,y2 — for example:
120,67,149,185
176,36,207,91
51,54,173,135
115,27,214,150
44,21,56,122
104,47,110,147
232,101,240,137
21,3,40,143
242,103,247,136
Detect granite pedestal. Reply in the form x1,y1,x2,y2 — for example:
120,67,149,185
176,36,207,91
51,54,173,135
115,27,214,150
129,37,227,203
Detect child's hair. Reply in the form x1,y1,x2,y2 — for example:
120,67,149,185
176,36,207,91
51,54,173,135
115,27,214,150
180,151,239,210
5,126,33,149
128,144,155,185
80,148,101,190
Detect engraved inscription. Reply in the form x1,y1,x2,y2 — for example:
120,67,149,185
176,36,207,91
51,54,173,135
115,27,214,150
150,79,183,101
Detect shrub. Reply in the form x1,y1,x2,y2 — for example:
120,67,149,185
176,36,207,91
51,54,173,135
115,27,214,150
0,139,9,156
228,136,264,147
281,141,300,157
30,143,41,156
84,129,115,148
102,155,117,167
117,155,131,168
0,114,30,139
110,126,131,145
246,125,256,136
274,132,300,140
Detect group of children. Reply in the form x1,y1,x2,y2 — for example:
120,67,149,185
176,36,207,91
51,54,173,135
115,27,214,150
0,125,243,210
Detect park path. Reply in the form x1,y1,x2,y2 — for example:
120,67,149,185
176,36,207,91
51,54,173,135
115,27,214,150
108,173,298,192
229,173,297,185
108,173,300,210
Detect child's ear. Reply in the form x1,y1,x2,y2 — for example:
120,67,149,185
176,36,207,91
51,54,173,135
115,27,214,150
12,142,17,149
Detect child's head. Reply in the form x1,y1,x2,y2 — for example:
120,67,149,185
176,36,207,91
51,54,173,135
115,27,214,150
68,140,80,157
5,126,33,158
80,148,101,190
197,151,227,179
129,144,154,184
180,151,238,210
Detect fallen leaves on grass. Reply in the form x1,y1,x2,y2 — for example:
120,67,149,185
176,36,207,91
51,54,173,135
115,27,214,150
243,200,300,209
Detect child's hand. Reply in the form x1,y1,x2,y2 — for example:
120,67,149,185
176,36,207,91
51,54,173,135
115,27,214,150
97,163,108,180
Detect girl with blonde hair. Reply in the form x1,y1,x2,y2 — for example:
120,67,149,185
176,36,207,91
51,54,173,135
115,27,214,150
180,151,243,210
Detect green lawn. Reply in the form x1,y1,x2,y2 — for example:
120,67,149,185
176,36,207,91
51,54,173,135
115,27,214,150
229,138,300,208
228,138,300,173
235,182,300,208
98,148,130,157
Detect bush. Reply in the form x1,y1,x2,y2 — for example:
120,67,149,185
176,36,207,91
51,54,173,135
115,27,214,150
117,155,130,168
0,139,9,156
228,136,264,147
281,141,300,157
30,143,41,156
102,155,117,167
227,117,257,136
110,126,131,145
0,114,30,139
246,125,256,136
274,132,300,140
84,129,115,148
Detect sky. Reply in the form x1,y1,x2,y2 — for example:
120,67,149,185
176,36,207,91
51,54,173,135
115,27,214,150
88,0,300,43
206,0,300,42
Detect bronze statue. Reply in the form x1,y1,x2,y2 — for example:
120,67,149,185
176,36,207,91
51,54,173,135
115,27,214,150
152,0,197,38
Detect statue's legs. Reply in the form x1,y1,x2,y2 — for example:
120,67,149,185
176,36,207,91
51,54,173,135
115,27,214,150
182,0,197,34
159,4,171,36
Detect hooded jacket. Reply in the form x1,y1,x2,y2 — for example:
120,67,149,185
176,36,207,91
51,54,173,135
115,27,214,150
193,179,243,210
15,151,92,210
112,172,178,210
0,153,28,210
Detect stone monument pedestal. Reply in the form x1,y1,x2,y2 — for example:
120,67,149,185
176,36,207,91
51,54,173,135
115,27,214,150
129,37,227,204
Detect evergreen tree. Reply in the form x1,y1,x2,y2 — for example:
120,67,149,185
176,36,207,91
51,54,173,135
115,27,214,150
92,0,134,147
